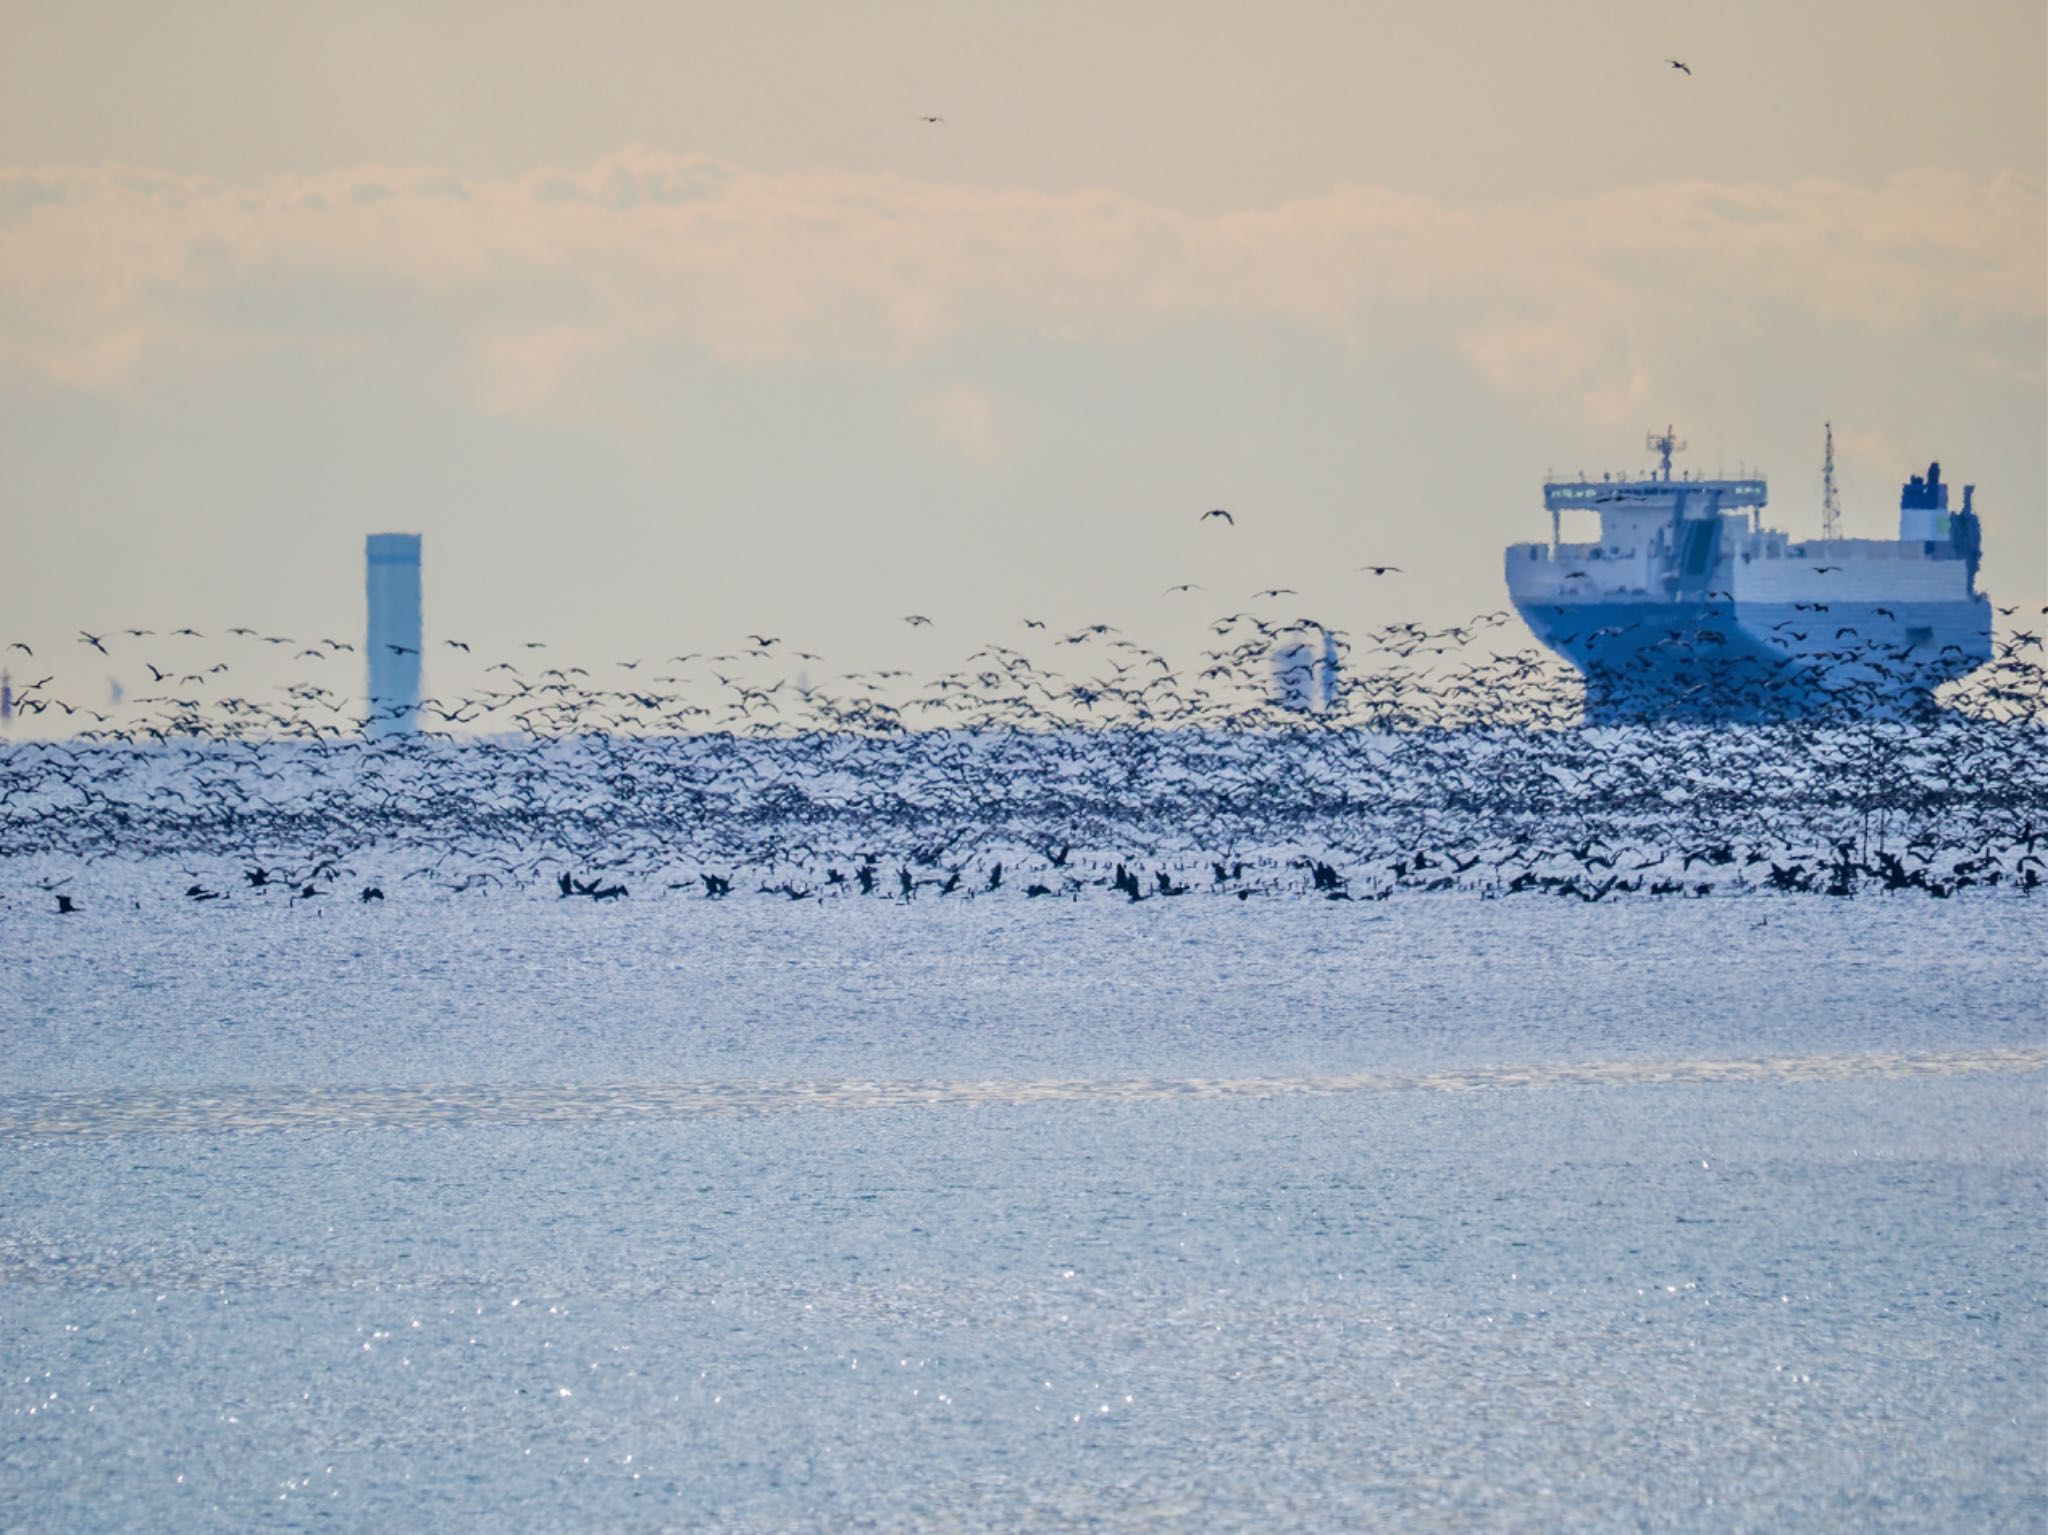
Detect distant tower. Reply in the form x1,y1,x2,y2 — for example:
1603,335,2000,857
1318,628,1340,710
1821,422,1842,545
365,533,422,737
1272,641,1316,713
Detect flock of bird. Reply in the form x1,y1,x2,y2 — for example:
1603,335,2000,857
17,56,1881,918
4,599,2043,915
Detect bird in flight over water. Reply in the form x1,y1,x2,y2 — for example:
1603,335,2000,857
1200,509,1234,525
1665,58,1691,75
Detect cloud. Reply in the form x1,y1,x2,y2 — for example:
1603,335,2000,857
0,148,2039,415
475,324,606,417
913,382,1004,461
1458,319,1655,430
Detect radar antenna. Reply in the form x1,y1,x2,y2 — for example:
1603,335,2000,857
1821,421,1842,545
1646,424,1687,481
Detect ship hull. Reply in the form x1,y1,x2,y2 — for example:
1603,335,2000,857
1511,596,1991,722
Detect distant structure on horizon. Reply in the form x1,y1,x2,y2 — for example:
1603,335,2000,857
1273,642,1314,712
365,533,422,737
1273,629,1341,714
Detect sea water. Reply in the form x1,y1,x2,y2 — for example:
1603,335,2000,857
2,890,2043,1531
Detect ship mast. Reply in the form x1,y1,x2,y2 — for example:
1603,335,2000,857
1821,422,1842,545
1646,424,1686,481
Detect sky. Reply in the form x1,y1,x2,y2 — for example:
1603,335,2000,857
1,0,2042,715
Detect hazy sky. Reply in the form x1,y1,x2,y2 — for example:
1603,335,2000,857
2,0,2042,710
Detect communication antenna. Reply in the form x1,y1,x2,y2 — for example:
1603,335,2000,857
1646,424,1687,481
1821,421,1842,545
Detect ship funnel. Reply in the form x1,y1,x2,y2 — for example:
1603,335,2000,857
1899,461,1952,542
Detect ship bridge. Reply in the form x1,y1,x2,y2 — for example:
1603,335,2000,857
1542,477,1767,513
1545,425,1765,529
1532,428,1769,589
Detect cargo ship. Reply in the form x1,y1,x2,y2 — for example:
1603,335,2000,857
1504,427,1990,721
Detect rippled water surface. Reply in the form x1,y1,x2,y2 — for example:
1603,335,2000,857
3,889,2044,1531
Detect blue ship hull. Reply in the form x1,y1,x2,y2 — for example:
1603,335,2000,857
1514,597,1992,723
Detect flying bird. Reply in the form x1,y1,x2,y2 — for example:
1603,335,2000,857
1357,565,1403,576
1164,583,1205,594
904,615,933,627
1200,509,1234,524
1666,58,1691,75
917,115,945,124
